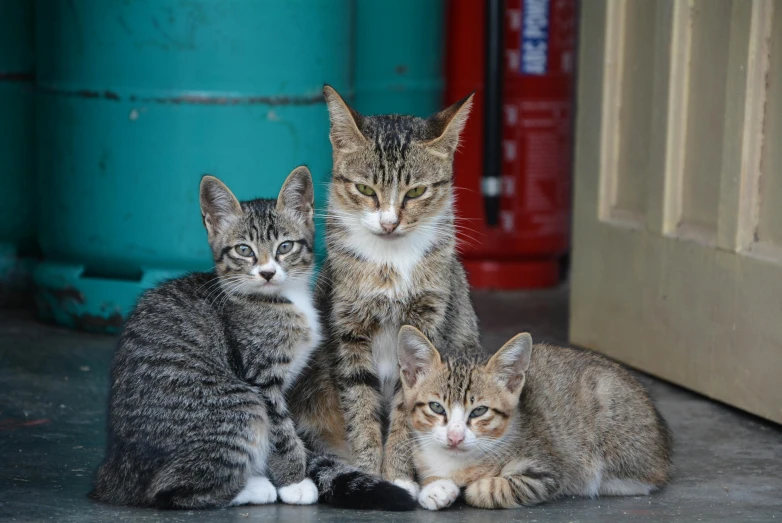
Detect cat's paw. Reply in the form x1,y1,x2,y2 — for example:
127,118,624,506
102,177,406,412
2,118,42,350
231,476,277,505
277,478,318,505
418,479,460,511
392,478,421,498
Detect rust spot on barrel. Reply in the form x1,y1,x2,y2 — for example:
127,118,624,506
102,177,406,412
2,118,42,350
128,93,325,106
36,85,325,105
70,311,124,333
49,286,86,306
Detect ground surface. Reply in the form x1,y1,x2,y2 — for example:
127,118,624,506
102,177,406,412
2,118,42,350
2,286,781,522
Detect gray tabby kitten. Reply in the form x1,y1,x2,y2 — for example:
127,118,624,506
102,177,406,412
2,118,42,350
91,168,322,508
397,326,673,510
290,86,481,502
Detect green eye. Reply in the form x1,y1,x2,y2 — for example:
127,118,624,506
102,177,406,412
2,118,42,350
469,406,488,418
277,241,294,255
405,186,426,199
356,184,376,196
235,244,254,257
429,402,446,415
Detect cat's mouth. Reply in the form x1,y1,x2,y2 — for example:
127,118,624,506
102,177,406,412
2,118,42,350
372,230,405,239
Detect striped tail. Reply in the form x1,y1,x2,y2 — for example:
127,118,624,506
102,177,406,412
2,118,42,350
307,453,417,511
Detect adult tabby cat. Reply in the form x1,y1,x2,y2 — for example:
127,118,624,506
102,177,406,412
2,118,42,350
396,326,673,510
290,86,481,501
91,168,392,509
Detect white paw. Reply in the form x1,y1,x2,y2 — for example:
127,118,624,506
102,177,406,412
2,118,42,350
393,478,421,498
277,478,318,505
418,479,460,511
231,476,277,505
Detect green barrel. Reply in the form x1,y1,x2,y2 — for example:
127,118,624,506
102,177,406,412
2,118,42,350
353,0,445,117
34,0,351,332
0,0,36,307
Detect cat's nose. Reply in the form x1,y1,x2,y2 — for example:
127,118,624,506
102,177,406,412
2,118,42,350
380,220,399,233
259,269,276,282
447,432,465,447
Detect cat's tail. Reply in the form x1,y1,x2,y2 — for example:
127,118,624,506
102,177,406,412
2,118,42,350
307,453,417,511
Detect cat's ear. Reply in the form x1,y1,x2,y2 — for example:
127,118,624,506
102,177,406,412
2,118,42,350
397,325,441,388
421,93,474,157
323,85,367,152
486,333,533,394
277,165,314,221
200,175,242,236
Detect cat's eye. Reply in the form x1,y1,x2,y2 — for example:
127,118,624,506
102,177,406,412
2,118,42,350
429,402,445,415
356,184,376,196
469,406,488,418
405,186,426,199
235,244,254,257
277,241,294,255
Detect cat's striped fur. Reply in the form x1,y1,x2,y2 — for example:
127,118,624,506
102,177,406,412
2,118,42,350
397,327,673,510
91,168,319,508
289,86,482,501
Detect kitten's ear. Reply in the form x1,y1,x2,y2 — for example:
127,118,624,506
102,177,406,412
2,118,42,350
200,175,242,236
397,326,441,388
486,333,533,394
421,93,474,157
323,85,367,152
277,165,314,221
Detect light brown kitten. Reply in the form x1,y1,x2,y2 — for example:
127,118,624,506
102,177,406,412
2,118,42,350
397,326,673,510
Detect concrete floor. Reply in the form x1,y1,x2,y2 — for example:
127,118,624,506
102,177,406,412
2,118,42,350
2,286,781,522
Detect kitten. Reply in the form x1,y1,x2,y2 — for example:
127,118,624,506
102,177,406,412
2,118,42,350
91,168,322,509
289,86,482,502
396,326,673,510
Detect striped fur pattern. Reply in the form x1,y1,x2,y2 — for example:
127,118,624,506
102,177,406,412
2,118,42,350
288,86,481,506
397,327,673,510
91,168,322,509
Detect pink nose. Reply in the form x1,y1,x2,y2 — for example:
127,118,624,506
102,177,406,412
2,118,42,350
381,221,398,233
447,432,464,447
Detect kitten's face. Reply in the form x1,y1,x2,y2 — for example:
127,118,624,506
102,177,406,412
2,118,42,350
323,87,472,240
200,167,315,296
397,327,532,456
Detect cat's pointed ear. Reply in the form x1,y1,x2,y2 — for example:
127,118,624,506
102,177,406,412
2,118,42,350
200,175,242,236
421,93,474,157
323,85,367,152
486,333,533,394
398,326,441,388
277,165,314,222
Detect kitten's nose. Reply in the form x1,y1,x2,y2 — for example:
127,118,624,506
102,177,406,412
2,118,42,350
259,269,276,282
447,432,465,447
380,221,399,234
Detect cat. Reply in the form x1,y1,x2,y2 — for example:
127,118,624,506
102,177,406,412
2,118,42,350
289,86,482,502
90,167,385,509
396,325,673,510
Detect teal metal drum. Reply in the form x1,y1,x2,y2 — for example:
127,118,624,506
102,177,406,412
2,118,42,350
0,0,36,307
353,0,445,117
35,0,351,332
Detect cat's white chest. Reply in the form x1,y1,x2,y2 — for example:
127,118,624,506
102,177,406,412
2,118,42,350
417,445,471,479
280,286,321,391
371,324,399,404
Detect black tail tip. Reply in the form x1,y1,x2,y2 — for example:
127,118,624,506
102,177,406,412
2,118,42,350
325,472,417,511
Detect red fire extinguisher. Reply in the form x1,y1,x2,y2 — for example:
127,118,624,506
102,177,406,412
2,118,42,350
446,0,576,289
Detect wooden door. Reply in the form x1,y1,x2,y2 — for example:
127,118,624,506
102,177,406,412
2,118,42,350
570,0,782,424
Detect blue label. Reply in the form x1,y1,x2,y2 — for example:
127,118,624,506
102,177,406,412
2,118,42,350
521,0,550,75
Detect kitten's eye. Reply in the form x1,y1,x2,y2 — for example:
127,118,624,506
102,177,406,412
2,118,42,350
235,244,254,257
356,184,376,196
277,241,294,255
405,186,426,199
429,402,445,415
469,406,488,418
